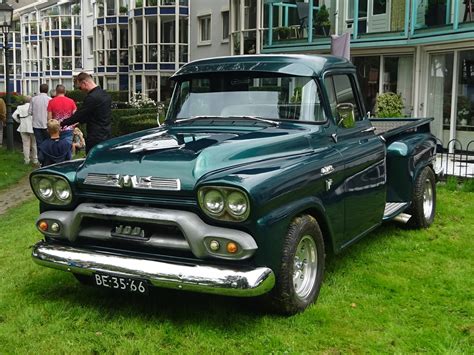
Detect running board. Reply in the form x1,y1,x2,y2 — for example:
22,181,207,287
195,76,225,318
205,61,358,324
383,202,410,221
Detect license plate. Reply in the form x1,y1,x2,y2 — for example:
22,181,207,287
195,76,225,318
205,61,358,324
93,273,149,294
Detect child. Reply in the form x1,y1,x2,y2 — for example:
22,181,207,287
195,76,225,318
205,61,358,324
38,119,72,167
72,127,85,155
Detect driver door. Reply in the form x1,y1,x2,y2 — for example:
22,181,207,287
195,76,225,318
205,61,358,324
325,73,386,248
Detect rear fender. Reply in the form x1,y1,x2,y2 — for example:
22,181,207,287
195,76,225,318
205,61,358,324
386,133,436,202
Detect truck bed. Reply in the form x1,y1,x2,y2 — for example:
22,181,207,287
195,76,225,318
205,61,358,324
370,118,433,140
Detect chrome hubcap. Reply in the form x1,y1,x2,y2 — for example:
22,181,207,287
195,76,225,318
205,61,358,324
423,179,434,220
293,235,318,299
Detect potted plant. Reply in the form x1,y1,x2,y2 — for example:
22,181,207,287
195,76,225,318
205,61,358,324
119,5,128,14
72,4,80,15
314,4,331,36
277,26,291,40
375,92,404,118
61,18,71,28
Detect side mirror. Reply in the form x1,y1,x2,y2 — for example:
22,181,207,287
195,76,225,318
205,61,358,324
336,103,356,129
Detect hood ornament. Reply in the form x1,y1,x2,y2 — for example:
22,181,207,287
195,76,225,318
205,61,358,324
112,131,184,153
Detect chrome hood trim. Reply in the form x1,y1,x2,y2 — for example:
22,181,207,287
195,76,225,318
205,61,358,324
32,241,275,297
84,173,181,191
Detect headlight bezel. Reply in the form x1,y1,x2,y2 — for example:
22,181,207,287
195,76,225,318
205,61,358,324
198,186,250,222
31,174,73,205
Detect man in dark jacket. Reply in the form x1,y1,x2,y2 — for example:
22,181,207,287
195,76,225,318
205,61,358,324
60,72,111,153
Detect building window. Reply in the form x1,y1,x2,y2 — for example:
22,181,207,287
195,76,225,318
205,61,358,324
198,15,211,44
88,36,93,56
222,11,229,41
373,0,387,15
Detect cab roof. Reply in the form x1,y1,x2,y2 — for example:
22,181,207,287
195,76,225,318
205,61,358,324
171,54,354,80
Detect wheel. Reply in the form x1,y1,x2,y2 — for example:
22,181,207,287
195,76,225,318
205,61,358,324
269,215,325,315
408,166,436,229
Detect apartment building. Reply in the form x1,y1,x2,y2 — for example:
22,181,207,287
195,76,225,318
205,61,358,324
11,0,191,102
0,19,21,93
261,0,474,149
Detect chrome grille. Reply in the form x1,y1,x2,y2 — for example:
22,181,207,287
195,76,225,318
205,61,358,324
84,173,181,191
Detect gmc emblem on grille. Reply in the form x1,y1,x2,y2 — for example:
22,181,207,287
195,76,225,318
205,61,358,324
111,225,146,239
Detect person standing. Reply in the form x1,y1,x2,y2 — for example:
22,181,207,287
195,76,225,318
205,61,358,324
29,84,51,151
47,84,77,145
0,97,5,146
12,96,38,165
60,72,111,154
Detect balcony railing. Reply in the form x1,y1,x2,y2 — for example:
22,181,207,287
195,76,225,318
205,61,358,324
263,0,474,49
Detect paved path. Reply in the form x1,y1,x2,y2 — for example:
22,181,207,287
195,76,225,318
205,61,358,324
0,175,34,215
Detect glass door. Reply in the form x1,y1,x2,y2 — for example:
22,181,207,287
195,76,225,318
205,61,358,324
426,53,454,144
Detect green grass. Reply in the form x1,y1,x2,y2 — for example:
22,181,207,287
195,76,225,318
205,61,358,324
0,147,33,190
0,187,472,353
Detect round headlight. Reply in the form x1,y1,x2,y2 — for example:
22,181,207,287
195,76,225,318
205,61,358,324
38,178,53,199
54,179,71,201
203,190,225,214
227,191,248,216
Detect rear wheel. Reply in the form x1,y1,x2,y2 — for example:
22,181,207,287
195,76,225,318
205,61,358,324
268,215,325,315
408,167,436,228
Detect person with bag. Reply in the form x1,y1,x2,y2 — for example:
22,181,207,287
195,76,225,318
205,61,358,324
12,96,38,165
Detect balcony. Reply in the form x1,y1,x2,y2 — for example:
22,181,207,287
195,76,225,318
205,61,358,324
263,0,474,52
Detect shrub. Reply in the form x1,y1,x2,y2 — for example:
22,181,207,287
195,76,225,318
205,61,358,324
111,108,157,137
127,92,157,109
66,89,87,103
108,90,129,102
375,92,404,118
116,114,158,136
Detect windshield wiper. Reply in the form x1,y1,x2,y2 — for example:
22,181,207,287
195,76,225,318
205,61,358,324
174,116,220,124
174,115,279,126
227,115,279,126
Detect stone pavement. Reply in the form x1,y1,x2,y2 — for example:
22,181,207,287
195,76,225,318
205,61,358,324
0,174,34,215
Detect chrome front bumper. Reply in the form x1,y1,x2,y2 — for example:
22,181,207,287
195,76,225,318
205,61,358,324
32,241,275,297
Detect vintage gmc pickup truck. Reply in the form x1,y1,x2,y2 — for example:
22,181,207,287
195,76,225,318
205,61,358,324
30,55,437,315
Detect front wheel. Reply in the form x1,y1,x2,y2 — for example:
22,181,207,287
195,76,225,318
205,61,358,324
269,215,325,315
408,166,436,229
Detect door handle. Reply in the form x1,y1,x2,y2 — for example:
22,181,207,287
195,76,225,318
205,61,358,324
360,126,376,133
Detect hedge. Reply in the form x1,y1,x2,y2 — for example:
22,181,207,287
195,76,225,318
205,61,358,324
111,108,157,137
115,114,158,136
66,90,129,103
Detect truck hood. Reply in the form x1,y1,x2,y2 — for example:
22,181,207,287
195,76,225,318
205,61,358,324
76,123,317,190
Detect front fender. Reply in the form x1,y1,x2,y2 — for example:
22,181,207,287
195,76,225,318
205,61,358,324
253,196,334,275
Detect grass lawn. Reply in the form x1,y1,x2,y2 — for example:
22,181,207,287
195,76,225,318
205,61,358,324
0,147,33,190
0,187,472,353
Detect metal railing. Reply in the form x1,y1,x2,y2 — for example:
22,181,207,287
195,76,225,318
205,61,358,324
435,139,474,180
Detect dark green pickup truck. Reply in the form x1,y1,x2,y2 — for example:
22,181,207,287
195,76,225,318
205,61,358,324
30,55,437,315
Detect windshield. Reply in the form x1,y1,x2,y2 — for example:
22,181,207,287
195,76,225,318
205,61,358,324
167,74,326,123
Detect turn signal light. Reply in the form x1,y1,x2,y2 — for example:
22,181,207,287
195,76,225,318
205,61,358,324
38,221,48,231
226,242,238,254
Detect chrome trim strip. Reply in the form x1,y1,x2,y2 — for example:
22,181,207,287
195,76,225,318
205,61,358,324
32,241,275,297
84,173,181,191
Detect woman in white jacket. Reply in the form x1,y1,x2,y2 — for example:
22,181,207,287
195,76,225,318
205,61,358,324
12,96,38,165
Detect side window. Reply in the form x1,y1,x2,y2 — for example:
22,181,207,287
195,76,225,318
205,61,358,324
326,74,362,121
324,76,337,118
